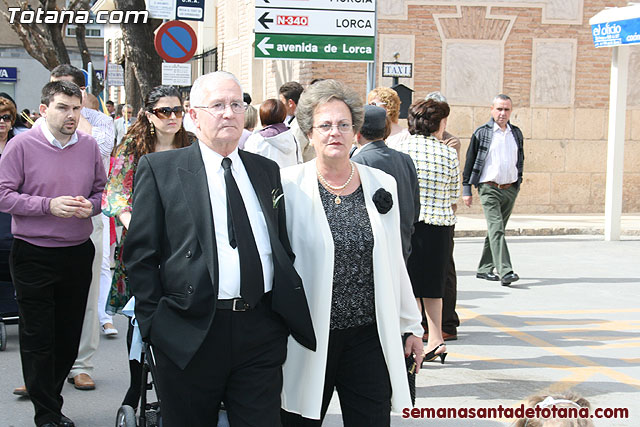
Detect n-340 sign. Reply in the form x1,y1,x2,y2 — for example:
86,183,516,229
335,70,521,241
254,0,376,62
255,9,374,37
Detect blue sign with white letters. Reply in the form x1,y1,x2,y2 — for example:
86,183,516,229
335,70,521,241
0,67,17,82
591,18,640,47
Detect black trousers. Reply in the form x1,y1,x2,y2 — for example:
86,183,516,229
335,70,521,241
442,226,460,335
281,324,391,427
152,294,288,427
10,238,94,426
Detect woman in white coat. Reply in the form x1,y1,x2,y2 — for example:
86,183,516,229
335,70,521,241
280,79,424,426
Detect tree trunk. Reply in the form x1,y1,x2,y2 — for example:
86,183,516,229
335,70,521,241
114,0,163,107
43,0,70,65
124,59,142,112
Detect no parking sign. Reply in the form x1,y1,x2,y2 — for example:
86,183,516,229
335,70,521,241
154,21,198,63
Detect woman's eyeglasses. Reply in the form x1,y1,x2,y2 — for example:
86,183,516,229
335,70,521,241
369,101,387,107
312,123,354,135
0,114,13,122
150,106,184,119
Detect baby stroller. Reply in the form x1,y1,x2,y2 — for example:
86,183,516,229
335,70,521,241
115,342,162,427
0,278,18,351
114,342,230,427
0,224,17,352
115,298,229,427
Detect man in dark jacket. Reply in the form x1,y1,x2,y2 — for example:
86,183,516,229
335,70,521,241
462,94,524,286
352,105,419,264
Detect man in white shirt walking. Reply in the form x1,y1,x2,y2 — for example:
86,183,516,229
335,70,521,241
462,94,524,287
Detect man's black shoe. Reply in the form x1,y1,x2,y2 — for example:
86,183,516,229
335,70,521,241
59,416,75,427
501,272,520,286
476,272,500,281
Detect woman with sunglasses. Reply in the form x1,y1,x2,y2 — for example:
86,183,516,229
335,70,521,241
101,85,194,410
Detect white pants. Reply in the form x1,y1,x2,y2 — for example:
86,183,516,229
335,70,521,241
69,215,103,377
97,213,113,326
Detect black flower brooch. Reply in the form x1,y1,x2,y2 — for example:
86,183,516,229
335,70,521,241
372,188,393,214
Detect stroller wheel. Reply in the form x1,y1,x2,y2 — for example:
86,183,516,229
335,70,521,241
0,322,6,351
116,405,137,427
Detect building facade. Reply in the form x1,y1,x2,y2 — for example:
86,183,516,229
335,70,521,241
217,0,640,214
0,2,105,111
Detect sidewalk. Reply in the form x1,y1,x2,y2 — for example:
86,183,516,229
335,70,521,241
455,214,640,237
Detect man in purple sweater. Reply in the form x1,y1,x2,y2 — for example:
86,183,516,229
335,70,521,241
0,80,106,427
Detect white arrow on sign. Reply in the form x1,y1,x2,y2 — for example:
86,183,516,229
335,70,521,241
258,37,274,55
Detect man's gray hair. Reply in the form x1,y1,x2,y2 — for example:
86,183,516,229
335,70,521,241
190,71,243,106
426,91,447,103
493,94,512,104
296,79,364,136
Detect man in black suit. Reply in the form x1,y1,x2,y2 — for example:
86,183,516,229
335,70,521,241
123,71,316,427
351,105,420,263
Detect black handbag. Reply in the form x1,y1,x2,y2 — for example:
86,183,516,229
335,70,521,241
402,333,417,406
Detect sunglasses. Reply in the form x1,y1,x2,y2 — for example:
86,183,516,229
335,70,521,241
150,106,184,119
0,114,13,122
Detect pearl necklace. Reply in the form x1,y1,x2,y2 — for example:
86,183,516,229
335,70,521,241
317,161,355,205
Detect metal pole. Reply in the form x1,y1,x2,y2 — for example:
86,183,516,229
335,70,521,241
366,2,378,93
87,62,93,94
604,45,629,241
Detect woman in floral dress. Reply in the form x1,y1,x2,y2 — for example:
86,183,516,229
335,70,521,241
102,85,194,408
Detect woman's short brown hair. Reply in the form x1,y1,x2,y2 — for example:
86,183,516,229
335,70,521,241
259,99,287,126
408,99,450,137
0,97,17,126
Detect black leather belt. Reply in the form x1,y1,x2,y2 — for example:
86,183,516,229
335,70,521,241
216,298,251,311
216,292,271,312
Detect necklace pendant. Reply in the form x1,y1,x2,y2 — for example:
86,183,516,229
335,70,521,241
335,196,341,205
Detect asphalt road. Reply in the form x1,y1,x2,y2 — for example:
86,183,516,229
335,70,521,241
1,236,638,426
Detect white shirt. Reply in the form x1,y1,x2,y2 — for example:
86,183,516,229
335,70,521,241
36,108,113,172
479,122,518,185
198,141,274,299
41,120,79,149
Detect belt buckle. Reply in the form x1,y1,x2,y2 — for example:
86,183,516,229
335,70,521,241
498,183,507,189
232,299,248,312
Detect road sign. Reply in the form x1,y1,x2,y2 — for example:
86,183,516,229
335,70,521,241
255,34,374,61
147,0,205,21
148,0,176,20
254,1,376,62
176,0,204,21
382,62,413,78
162,63,192,86
154,20,198,63
254,0,375,11
255,9,375,36
107,63,124,86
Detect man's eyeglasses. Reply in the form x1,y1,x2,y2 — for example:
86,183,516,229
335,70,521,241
312,123,354,135
193,102,247,115
0,114,13,122
369,101,387,107
150,106,184,119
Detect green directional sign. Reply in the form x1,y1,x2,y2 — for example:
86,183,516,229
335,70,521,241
255,34,375,62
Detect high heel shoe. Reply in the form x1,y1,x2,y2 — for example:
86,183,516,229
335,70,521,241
424,343,447,364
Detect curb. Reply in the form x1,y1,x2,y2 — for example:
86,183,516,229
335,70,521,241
454,228,640,238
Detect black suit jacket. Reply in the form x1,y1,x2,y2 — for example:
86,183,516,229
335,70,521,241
123,143,316,369
351,140,420,263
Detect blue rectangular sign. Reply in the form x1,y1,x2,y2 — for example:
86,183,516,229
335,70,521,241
591,18,640,47
0,67,17,82
176,0,204,21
